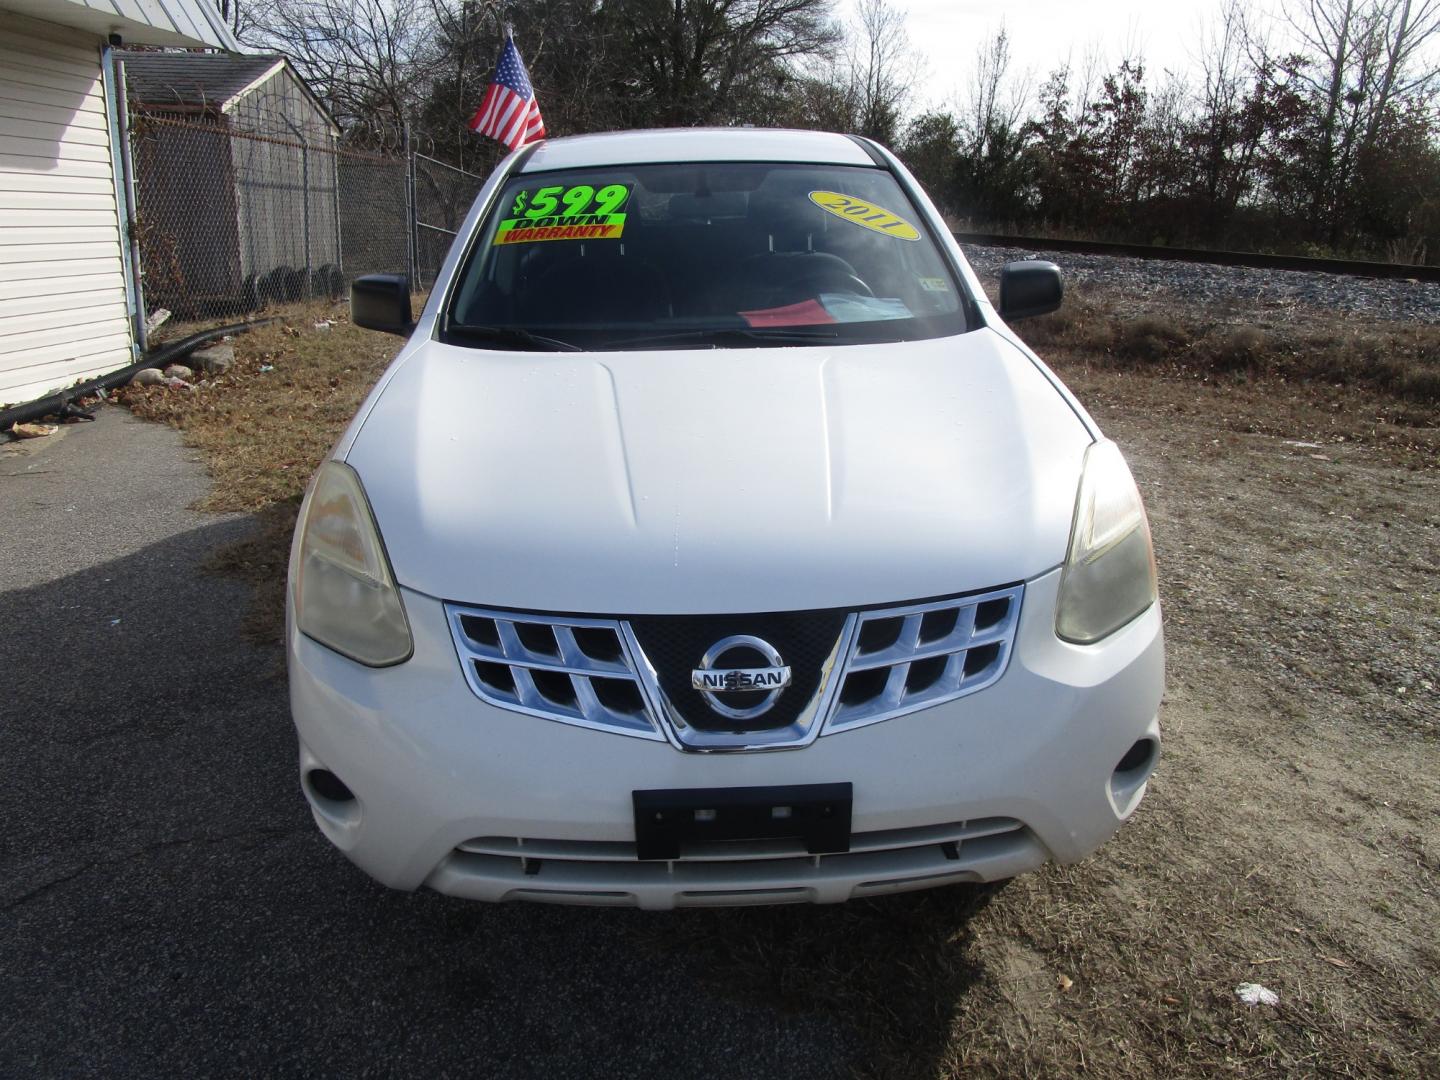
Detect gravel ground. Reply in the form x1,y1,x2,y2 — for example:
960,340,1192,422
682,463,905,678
962,244,1440,326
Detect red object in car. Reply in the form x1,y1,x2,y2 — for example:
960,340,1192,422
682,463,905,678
739,299,837,327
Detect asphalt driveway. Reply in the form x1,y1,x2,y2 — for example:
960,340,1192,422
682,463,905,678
0,408,859,1079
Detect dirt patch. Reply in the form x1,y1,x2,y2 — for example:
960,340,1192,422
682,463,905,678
943,371,1436,1076
117,297,1440,1077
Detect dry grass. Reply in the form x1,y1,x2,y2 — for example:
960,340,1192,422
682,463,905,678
122,300,398,513
118,293,1440,1078
1021,287,1440,409
116,299,404,639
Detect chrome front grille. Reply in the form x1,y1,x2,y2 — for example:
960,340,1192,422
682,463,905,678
445,584,1024,748
447,607,662,739
827,586,1023,732
438,817,1035,906
455,816,1026,863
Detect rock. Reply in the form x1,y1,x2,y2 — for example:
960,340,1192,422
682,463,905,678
163,364,194,381
129,368,165,387
10,422,57,439
189,344,234,375
1236,982,1280,1007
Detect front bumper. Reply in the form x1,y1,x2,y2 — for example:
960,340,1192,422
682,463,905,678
288,568,1164,908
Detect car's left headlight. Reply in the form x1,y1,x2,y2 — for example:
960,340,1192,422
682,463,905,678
1055,439,1158,644
294,460,413,666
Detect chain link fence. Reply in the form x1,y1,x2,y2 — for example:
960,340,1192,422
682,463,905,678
128,112,486,323
413,153,486,289
338,148,410,288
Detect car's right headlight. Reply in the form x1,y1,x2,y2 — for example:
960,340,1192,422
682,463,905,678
294,460,413,666
1055,439,1158,644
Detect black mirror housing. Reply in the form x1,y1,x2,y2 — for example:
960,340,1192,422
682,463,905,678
998,261,1063,321
351,275,414,336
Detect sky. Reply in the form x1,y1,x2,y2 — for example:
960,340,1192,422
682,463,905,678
884,0,1233,111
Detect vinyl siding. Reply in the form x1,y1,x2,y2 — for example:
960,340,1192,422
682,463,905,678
0,17,131,407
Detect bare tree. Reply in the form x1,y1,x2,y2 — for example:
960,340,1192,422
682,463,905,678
1071,40,1109,122
214,0,246,38
247,0,440,147
1363,0,1440,145
1267,0,1440,238
947,26,1034,227
1189,0,1268,229
1284,0,1381,217
845,0,920,143
960,25,1028,160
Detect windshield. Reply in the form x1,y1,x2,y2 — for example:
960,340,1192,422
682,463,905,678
443,162,970,350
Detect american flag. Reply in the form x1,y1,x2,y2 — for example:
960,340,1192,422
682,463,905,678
468,35,545,149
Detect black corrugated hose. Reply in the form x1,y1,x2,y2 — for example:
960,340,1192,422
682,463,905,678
0,318,276,433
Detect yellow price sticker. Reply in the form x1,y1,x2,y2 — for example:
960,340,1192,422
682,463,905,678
808,191,921,241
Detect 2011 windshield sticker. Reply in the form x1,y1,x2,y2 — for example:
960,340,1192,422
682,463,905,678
493,183,631,244
808,191,920,241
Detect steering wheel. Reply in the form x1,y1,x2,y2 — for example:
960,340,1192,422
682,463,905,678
739,252,875,310
795,269,874,298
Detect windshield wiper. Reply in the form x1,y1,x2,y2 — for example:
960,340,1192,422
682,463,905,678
608,326,841,349
445,324,582,352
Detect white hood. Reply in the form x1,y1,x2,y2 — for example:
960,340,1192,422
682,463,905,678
345,330,1092,614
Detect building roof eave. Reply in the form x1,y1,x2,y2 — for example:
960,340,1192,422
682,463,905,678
12,0,241,51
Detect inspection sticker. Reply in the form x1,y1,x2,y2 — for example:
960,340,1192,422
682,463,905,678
493,182,631,245
808,191,920,240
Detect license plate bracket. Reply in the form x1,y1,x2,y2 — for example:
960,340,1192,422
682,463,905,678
632,783,852,861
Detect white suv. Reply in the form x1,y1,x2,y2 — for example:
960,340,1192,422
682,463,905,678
287,128,1163,908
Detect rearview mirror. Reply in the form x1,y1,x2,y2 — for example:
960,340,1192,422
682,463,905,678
351,275,414,336
998,261,1063,321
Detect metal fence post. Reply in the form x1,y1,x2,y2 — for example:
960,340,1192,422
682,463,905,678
409,154,487,288
403,121,417,287
300,130,312,298
332,137,343,284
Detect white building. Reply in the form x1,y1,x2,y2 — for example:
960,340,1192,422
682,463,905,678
0,0,237,407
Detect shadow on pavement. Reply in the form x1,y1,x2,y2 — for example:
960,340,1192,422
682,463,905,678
1,519,994,1079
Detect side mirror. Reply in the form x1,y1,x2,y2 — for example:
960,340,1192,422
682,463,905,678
351,275,414,336
998,261,1063,321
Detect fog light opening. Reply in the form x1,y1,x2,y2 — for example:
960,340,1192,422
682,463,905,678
1115,738,1155,776
303,766,362,830
1109,737,1159,813
307,768,356,803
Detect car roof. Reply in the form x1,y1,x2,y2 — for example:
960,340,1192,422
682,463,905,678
519,128,878,172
